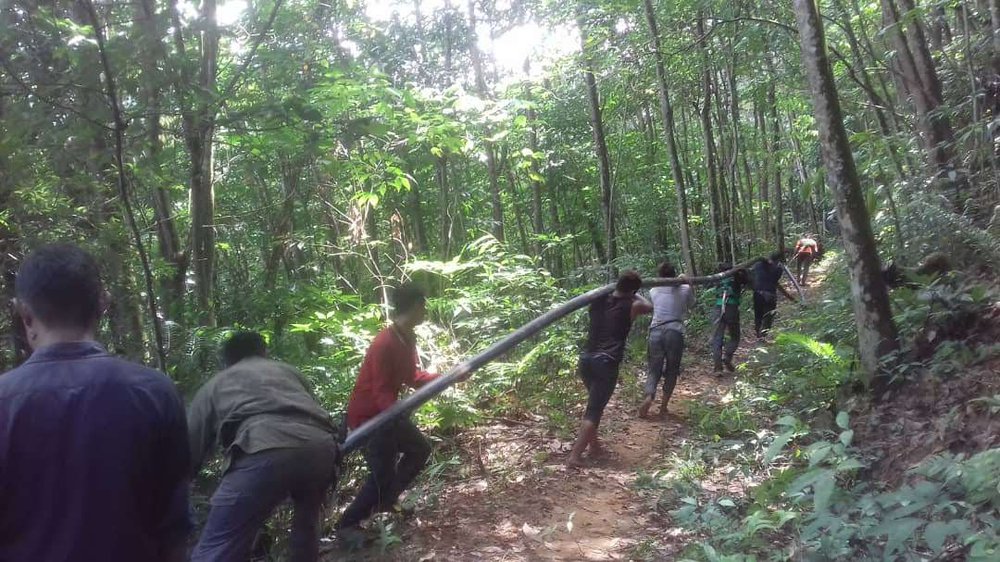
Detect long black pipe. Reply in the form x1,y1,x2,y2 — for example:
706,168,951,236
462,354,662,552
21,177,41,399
341,257,763,454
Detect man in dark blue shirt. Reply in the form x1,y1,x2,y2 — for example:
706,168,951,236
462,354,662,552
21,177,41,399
0,244,191,561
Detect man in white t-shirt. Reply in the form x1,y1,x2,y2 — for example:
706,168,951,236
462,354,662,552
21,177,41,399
639,262,696,418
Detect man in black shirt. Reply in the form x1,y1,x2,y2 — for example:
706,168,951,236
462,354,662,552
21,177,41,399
751,251,797,339
567,271,652,468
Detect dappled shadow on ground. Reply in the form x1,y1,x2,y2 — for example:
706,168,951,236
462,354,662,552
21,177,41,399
322,366,734,561
321,262,828,561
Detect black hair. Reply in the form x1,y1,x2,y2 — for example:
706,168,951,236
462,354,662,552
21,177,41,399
615,270,642,294
717,262,733,273
657,262,677,278
392,283,426,316
221,331,267,368
769,250,785,262
15,244,103,329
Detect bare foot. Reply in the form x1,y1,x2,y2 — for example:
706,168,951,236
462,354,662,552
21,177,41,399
589,440,608,458
566,455,585,469
638,397,653,418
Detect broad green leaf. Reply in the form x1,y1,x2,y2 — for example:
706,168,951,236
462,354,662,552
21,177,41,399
813,470,835,513
836,411,849,429
839,429,854,446
923,521,951,553
764,431,794,463
880,517,922,556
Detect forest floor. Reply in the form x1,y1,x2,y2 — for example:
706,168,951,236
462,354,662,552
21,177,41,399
323,263,826,561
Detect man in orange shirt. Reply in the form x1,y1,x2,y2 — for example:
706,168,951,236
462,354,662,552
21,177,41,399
793,234,819,286
336,284,463,538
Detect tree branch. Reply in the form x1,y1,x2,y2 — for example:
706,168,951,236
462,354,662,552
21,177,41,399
215,0,285,114
80,0,167,371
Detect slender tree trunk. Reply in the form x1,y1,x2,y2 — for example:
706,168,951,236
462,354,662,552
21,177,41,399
642,0,695,274
767,72,785,253
990,0,1000,73
437,155,453,258
468,0,504,241
881,0,954,173
548,173,565,278
794,0,899,393
136,0,186,314
579,11,617,273
755,102,771,239
527,104,545,256
696,15,726,262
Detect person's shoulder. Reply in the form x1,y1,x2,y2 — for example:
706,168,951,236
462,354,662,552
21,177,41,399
0,364,34,396
103,356,179,395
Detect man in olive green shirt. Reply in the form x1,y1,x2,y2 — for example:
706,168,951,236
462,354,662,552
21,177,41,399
188,331,338,562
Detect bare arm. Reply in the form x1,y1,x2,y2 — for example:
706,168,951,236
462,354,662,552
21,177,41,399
631,294,653,320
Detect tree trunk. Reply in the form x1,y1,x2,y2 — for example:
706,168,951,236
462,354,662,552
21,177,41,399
642,0,695,274
136,0,186,314
696,15,726,262
437,155,453,258
527,103,545,256
467,0,504,241
881,0,955,174
548,172,565,278
793,0,900,393
767,63,786,253
169,0,219,326
578,11,617,273
991,0,1000,73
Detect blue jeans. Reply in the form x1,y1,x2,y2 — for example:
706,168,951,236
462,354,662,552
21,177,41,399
646,327,684,403
191,441,338,562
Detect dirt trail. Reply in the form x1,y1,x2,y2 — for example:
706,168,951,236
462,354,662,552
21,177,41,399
323,257,831,561
324,368,734,561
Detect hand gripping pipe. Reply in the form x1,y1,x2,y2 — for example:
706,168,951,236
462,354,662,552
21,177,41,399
341,257,763,454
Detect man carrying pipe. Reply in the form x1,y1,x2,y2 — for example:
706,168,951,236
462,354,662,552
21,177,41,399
793,234,820,286
335,284,470,546
750,251,798,339
711,262,750,374
639,262,696,418
566,271,653,468
187,331,339,562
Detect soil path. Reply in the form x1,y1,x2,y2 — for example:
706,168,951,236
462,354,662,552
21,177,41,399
323,256,831,561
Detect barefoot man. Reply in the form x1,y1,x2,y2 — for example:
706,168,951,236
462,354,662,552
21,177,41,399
567,271,652,467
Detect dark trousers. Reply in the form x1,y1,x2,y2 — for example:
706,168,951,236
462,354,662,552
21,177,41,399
191,441,338,562
796,254,814,285
578,353,621,424
337,418,431,529
711,305,740,367
646,327,684,403
753,291,778,338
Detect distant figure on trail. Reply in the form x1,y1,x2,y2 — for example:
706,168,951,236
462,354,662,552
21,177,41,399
793,234,820,286
336,284,468,545
188,331,339,562
639,262,695,418
750,251,797,339
567,271,653,468
0,244,191,561
711,262,750,374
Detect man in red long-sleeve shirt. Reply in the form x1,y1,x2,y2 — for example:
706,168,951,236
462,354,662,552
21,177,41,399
336,284,447,537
